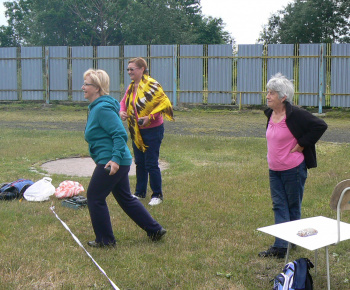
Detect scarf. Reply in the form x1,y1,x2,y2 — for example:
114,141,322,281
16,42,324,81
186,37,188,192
125,74,174,152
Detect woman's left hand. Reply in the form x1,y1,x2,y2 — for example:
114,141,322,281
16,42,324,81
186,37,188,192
290,144,304,153
105,161,120,175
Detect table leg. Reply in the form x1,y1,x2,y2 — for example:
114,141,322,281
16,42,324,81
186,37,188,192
314,249,318,276
326,246,330,290
285,242,291,264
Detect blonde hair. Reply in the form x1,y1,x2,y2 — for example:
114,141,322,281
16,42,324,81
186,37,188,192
128,57,149,75
83,69,110,95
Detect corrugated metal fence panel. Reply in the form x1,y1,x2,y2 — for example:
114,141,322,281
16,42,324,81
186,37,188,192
299,44,319,106
3,44,350,107
72,46,93,101
49,46,68,101
331,44,350,108
237,44,263,105
123,45,147,95
179,45,203,103
267,44,294,80
21,47,43,100
97,46,120,100
150,45,174,103
207,44,232,104
0,47,17,100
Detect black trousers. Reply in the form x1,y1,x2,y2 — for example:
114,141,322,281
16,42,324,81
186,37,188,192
87,164,163,245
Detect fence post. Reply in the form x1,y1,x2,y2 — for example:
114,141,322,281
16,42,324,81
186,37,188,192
45,47,50,104
172,44,177,107
318,43,326,114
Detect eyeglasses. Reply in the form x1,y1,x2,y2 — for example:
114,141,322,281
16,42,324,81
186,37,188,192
126,67,139,72
82,83,94,87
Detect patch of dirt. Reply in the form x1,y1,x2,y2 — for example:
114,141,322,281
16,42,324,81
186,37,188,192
40,157,169,177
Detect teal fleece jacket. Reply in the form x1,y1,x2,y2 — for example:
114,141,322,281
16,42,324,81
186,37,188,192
85,95,132,166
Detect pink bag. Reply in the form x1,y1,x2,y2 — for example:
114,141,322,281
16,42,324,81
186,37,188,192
55,181,84,199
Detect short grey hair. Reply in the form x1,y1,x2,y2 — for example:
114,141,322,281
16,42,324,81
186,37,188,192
266,73,294,103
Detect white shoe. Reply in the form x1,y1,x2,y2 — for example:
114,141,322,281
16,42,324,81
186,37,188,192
148,197,163,206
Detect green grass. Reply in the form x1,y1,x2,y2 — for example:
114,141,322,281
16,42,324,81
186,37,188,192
0,104,350,289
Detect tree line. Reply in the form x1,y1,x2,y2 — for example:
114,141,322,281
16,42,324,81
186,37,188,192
0,0,232,46
0,0,349,47
258,0,350,44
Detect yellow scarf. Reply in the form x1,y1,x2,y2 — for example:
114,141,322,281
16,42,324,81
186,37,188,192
125,75,174,152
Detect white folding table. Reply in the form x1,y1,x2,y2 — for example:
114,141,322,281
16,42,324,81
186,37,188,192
258,216,350,289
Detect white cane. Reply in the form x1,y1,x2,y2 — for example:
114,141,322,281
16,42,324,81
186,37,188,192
50,206,119,290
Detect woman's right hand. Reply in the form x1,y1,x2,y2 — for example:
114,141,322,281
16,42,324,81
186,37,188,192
105,161,119,175
291,143,304,153
119,111,128,121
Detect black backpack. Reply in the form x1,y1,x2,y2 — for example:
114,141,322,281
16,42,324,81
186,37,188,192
0,179,34,200
273,258,314,290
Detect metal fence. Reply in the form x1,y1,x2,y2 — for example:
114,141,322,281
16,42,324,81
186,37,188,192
1,43,350,111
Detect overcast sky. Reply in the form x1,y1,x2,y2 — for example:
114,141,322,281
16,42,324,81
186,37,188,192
0,0,293,44
200,0,293,44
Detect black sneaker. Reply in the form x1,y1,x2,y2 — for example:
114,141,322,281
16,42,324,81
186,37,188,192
149,228,167,242
258,246,287,259
87,241,116,248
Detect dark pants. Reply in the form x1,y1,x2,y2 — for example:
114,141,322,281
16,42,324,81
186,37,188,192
87,164,162,245
269,160,308,248
132,124,164,199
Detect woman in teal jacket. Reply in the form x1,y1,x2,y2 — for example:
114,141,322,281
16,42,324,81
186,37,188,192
83,69,166,247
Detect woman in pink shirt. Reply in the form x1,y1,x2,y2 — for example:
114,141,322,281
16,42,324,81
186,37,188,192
120,57,174,206
258,73,327,259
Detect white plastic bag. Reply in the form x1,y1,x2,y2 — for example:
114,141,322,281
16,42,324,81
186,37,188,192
23,177,56,201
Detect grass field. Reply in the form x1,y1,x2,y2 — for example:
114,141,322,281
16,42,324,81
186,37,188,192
0,103,349,289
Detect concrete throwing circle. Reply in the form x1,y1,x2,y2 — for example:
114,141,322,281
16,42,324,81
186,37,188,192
41,157,168,177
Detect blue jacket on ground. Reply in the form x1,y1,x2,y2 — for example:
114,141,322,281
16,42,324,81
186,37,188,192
85,95,132,166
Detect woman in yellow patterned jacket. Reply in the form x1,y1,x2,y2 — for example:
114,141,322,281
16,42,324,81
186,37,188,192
120,57,174,206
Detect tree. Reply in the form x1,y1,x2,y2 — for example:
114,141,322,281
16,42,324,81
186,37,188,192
335,0,350,42
120,0,228,45
0,25,18,46
120,0,195,45
258,0,350,44
0,0,232,46
1,0,128,46
2,0,31,46
63,0,128,45
194,16,232,44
